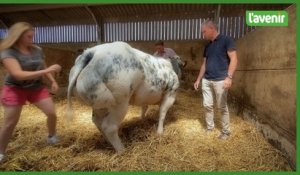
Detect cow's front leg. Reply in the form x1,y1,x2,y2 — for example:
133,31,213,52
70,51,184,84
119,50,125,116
100,102,129,153
157,91,176,134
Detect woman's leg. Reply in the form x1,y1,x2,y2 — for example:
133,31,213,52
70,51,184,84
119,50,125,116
33,98,57,138
0,105,22,155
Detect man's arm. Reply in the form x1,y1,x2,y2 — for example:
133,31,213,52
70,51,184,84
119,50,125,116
223,50,238,89
194,57,206,90
227,50,238,78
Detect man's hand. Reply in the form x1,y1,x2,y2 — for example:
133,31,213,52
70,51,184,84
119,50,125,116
223,77,232,89
194,79,201,90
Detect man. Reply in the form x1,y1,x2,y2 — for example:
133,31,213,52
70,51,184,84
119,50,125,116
153,40,177,58
194,20,238,140
153,40,186,79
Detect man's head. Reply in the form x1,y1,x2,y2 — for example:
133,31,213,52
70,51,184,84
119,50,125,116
201,20,219,41
155,40,165,54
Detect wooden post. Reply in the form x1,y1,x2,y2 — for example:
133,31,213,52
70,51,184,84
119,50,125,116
215,4,221,26
85,6,101,44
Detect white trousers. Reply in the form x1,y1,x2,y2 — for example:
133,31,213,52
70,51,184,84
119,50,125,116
202,78,230,134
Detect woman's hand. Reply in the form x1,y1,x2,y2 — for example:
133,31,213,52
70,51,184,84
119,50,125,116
50,81,59,94
46,64,61,74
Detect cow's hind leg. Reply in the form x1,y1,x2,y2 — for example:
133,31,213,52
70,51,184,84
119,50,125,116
100,102,129,153
140,105,148,118
157,91,176,134
92,108,108,135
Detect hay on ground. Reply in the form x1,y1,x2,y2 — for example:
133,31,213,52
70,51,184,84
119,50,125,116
0,90,292,171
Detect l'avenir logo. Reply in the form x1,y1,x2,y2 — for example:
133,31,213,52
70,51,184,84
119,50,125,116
246,10,288,26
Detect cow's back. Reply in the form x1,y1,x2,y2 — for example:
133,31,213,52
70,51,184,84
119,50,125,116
129,48,179,105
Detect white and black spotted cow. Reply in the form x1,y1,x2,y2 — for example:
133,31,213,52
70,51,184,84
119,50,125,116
67,41,179,152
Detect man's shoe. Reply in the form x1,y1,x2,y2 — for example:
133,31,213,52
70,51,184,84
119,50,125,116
47,135,59,144
205,129,213,134
0,153,5,162
218,133,230,140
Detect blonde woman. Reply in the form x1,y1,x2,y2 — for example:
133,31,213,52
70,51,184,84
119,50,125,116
0,22,61,162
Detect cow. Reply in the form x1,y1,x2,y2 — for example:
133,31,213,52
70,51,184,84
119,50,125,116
168,55,187,80
67,41,179,153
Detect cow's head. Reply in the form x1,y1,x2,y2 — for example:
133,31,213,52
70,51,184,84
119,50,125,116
167,55,187,80
169,55,187,69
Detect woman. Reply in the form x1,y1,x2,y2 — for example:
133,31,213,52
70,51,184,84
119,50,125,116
0,22,61,162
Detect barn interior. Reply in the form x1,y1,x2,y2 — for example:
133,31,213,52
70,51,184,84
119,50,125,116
0,3,296,171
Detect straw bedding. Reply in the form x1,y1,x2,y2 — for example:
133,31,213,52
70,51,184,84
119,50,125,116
0,90,292,171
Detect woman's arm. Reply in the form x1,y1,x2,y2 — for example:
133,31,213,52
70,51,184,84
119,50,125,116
2,57,61,81
43,62,60,94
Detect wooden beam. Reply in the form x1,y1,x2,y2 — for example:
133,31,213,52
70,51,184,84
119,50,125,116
0,19,8,28
214,4,221,24
84,6,101,44
0,4,108,13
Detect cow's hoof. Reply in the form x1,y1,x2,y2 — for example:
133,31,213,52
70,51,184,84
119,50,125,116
157,129,163,135
116,148,125,154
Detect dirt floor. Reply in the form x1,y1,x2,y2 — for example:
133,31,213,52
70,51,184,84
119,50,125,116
0,90,292,171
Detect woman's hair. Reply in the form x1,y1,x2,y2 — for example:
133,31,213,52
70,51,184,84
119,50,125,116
0,22,33,51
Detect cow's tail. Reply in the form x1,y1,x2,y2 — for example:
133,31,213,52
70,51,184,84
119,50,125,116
66,51,94,122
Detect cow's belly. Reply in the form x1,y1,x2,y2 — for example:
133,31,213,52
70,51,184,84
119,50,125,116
129,83,163,106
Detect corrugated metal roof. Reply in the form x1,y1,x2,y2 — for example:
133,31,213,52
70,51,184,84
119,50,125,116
0,4,291,28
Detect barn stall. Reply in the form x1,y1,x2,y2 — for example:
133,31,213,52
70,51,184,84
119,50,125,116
0,4,296,171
